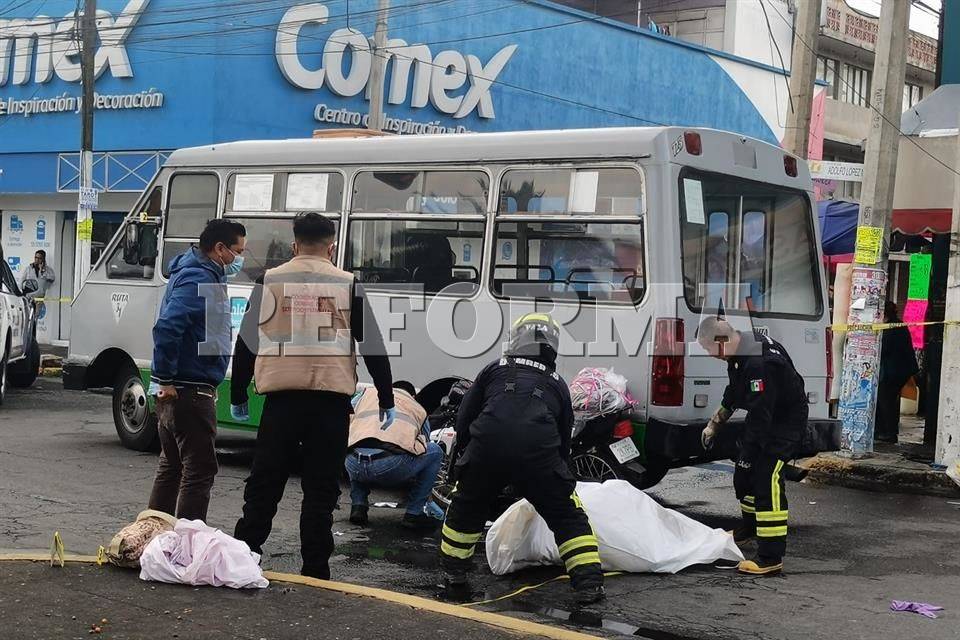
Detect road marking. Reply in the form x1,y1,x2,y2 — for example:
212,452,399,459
264,571,605,640
0,555,603,640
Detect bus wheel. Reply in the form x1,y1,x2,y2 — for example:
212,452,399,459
112,368,157,451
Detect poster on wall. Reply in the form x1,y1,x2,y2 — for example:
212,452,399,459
1,211,60,344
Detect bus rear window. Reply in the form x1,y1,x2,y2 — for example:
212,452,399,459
679,171,821,317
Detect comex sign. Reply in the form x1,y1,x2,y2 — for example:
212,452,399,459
276,3,517,120
0,0,164,118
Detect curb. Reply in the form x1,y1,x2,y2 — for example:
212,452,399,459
0,555,601,640
800,454,960,497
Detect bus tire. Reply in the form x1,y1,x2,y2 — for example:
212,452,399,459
8,338,40,388
112,367,158,451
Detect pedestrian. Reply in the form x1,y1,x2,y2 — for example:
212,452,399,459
875,301,919,444
231,212,395,580
148,219,247,522
345,381,444,530
698,316,808,576
439,313,605,604
20,250,55,299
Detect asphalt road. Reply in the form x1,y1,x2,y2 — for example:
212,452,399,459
2,379,959,640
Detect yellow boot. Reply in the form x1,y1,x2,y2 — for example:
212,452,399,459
737,557,783,576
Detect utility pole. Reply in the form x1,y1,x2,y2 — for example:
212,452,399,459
367,0,389,131
935,114,960,466
782,0,822,159
837,0,910,456
74,0,96,299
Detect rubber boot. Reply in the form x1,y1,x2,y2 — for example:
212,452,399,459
737,556,783,576
569,564,605,605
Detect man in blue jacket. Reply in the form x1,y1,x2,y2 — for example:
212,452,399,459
148,219,247,522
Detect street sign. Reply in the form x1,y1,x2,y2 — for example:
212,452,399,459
809,160,865,182
79,187,99,209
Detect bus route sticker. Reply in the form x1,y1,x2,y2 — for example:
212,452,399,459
111,292,130,324
854,225,884,265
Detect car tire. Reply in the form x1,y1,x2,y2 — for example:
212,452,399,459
8,337,40,388
112,367,158,451
0,347,8,406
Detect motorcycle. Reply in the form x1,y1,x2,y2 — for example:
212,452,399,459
418,378,670,510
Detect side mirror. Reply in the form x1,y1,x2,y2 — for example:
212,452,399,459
122,224,141,265
22,281,38,295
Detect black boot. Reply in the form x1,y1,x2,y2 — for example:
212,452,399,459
402,513,440,531
569,564,605,605
728,524,756,545
350,505,369,526
440,574,472,603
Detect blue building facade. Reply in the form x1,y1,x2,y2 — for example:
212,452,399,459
0,0,789,342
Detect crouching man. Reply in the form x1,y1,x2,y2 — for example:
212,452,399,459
345,381,444,531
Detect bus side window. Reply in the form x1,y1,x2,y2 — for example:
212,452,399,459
347,170,487,295
162,174,219,277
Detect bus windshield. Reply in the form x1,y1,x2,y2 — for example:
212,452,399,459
679,170,822,318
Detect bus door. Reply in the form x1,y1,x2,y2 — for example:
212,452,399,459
677,169,828,418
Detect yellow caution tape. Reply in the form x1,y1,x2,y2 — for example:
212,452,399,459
50,531,65,568
832,319,960,333
31,296,73,303
462,571,623,607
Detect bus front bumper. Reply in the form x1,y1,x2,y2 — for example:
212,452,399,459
645,417,843,463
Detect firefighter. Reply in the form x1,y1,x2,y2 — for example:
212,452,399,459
439,313,605,604
698,316,808,576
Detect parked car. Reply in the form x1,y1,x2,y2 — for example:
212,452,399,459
0,250,40,402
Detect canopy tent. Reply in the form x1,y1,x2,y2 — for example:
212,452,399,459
818,199,952,265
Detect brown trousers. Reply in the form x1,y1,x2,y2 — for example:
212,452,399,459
148,387,219,522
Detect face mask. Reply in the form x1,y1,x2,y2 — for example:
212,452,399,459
219,246,244,277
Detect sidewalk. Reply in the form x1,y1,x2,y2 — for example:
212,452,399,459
0,559,597,640
800,416,960,497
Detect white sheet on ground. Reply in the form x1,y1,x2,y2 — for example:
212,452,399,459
139,519,269,589
486,480,743,575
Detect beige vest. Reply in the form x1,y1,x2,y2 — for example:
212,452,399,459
349,388,429,456
254,255,358,396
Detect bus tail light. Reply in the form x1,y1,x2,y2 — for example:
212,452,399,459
651,318,685,406
684,131,702,156
825,326,833,398
784,154,798,177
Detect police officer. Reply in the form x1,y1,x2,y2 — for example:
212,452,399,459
440,313,604,604
698,316,808,576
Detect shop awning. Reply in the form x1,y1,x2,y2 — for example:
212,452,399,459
891,208,953,235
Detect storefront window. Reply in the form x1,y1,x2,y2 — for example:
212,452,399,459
680,171,821,317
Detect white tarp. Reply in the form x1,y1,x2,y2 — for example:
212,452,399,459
486,480,743,575
139,519,269,589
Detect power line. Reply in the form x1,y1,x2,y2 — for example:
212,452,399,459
766,1,959,179
757,0,793,127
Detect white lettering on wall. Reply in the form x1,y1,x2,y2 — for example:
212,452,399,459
0,0,149,87
275,2,517,119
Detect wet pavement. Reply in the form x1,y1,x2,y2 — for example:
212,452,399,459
2,379,959,639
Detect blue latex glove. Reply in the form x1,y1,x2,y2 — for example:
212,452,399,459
379,407,396,430
231,402,250,422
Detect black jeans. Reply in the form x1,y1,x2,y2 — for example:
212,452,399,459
234,391,351,579
148,387,219,522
